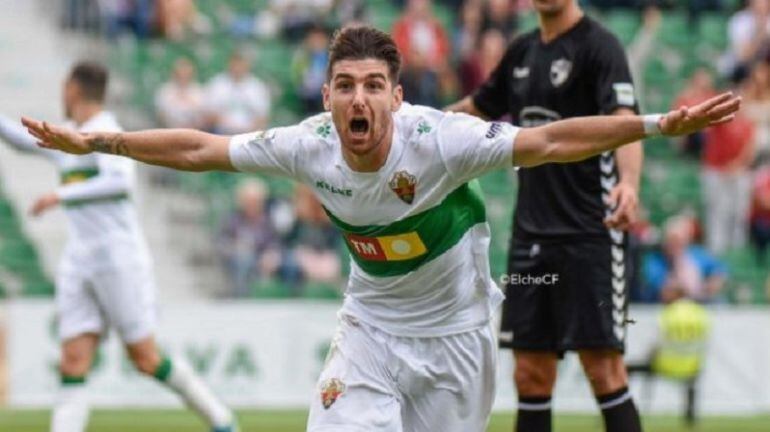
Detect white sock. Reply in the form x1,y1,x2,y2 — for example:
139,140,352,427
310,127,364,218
51,379,90,432
157,356,233,428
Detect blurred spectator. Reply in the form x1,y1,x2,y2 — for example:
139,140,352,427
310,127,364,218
204,52,271,135
333,0,367,25
392,0,451,69
627,6,662,111
643,216,727,303
272,0,334,41
291,25,330,115
701,111,755,253
750,165,770,263
154,58,205,129
155,0,210,41
723,0,770,83
482,0,517,35
98,0,154,39
62,0,101,32
401,50,443,107
458,28,506,97
453,0,485,61
278,185,342,293
217,179,281,298
742,61,770,164
670,68,718,158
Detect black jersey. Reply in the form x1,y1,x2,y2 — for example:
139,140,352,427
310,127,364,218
472,16,639,240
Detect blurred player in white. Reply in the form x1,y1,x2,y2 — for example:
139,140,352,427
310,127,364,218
0,62,237,432
22,30,740,432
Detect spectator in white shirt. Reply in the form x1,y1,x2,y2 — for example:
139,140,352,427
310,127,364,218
155,58,205,129
204,52,271,134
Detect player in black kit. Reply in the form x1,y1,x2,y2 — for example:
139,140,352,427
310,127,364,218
447,0,644,431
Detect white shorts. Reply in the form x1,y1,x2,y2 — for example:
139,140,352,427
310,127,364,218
307,314,497,432
56,243,156,344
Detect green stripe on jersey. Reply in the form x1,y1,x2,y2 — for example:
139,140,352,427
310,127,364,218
62,193,129,208
61,375,87,385
60,167,99,185
325,181,486,277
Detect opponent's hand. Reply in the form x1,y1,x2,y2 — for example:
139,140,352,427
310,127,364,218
604,182,638,230
20,117,91,155
30,192,60,217
660,92,741,136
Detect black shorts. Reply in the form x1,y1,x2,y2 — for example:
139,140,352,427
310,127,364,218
499,237,629,354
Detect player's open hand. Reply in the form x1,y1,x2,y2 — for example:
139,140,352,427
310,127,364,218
21,117,91,155
659,92,741,136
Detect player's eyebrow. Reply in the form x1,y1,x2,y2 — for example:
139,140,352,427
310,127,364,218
333,72,387,82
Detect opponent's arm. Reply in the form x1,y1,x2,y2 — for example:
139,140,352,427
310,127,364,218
444,96,490,120
513,92,740,167
20,119,233,172
607,108,643,229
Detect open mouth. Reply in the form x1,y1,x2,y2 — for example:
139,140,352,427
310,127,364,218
350,118,369,135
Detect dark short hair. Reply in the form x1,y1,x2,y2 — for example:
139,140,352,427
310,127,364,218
327,25,402,83
69,61,108,102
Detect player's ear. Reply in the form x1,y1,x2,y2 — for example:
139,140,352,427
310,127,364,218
391,83,403,112
322,83,331,111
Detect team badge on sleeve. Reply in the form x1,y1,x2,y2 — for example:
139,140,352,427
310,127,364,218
389,170,417,204
320,378,346,409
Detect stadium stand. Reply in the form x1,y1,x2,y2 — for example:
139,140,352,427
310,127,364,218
43,1,764,303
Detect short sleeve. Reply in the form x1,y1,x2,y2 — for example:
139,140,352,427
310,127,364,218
228,125,304,178
471,45,515,119
590,35,640,115
437,112,518,184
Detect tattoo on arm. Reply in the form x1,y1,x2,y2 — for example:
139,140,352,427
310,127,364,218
89,134,129,156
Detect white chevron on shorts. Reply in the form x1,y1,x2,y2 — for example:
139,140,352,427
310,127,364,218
599,152,627,343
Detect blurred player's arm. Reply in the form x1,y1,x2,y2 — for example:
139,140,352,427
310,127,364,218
513,92,740,168
0,115,55,157
19,120,234,172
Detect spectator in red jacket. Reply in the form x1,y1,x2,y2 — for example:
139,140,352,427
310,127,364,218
392,0,450,70
701,112,756,254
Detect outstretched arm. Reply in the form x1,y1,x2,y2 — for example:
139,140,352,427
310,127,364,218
513,92,740,167
20,119,234,172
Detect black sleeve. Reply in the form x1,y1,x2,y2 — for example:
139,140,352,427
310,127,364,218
589,32,640,115
471,44,515,119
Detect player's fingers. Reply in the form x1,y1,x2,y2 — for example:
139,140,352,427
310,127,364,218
26,126,47,141
696,91,733,112
709,114,736,127
20,116,43,131
707,96,741,119
605,187,620,207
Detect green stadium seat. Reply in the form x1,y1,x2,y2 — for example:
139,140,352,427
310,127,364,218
303,282,342,300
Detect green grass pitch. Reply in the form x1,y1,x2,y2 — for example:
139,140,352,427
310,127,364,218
1,410,768,431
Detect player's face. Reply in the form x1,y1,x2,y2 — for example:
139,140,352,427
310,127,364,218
62,79,79,120
323,59,403,157
531,0,571,16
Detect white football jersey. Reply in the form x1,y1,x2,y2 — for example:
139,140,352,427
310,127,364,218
230,103,519,336
0,111,149,267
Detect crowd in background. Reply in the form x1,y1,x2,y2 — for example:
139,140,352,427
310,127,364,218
57,0,770,301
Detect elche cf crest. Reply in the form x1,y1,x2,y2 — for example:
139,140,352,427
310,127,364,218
320,378,346,409
389,170,417,204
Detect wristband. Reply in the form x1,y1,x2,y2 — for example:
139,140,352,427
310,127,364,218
642,114,663,136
